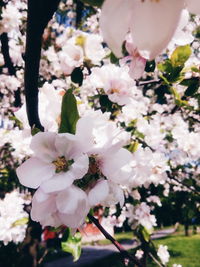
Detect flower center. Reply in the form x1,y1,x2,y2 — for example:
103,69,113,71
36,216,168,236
52,156,74,173
74,156,104,190
88,156,102,175
109,88,120,94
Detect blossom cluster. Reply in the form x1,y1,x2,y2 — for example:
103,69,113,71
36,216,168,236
0,190,29,245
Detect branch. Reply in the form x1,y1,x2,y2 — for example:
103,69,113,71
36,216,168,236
87,214,143,267
75,0,84,28
167,171,200,196
136,79,161,87
149,253,164,267
0,33,21,107
24,0,60,130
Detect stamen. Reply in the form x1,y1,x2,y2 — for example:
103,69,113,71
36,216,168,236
52,156,74,173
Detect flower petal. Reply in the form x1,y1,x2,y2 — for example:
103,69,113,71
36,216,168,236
88,179,109,206
130,0,184,60
31,190,57,222
56,185,87,214
30,132,58,162
100,0,133,57
101,148,134,185
56,186,89,228
55,133,79,159
40,172,74,193
70,154,89,180
17,157,55,189
186,0,200,14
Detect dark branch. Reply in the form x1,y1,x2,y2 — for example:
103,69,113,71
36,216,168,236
25,0,60,130
167,171,200,196
0,33,21,107
87,214,143,267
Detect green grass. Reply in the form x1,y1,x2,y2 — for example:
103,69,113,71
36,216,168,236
87,230,200,267
149,233,200,267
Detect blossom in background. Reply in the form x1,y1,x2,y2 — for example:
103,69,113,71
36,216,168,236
124,202,157,231
0,2,22,34
157,245,170,265
135,249,144,260
100,0,200,60
0,190,29,245
87,64,137,105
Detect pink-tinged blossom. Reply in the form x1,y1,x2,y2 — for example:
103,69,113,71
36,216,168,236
17,132,89,193
100,0,200,60
120,35,146,80
125,202,157,231
31,187,89,229
74,111,134,206
87,64,137,105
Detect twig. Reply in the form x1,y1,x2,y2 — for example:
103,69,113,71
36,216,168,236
136,79,161,87
38,249,48,265
167,171,200,196
149,253,164,267
87,214,143,267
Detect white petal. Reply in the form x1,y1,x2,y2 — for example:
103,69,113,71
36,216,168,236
31,191,57,222
55,133,78,159
131,0,184,60
186,0,200,14
56,185,87,214
30,132,58,162
88,179,109,206
17,157,55,189
40,172,74,193
101,182,124,207
101,148,134,185
56,186,89,228
129,56,146,80
34,187,49,202
70,154,89,180
100,0,133,57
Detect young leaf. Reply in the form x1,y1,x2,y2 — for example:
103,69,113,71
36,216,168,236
59,89,80,134
12,217,29,227
61,230,82,262
171,45,192,68
31,126,42,136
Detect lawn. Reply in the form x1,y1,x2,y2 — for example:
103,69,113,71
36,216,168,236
88,230,200,267
150,233,200,267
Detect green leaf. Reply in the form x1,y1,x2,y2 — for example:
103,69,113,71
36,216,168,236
31,126,41,136
110,52,119,64
182,77,200,96
80,0,104,7
59,89,80,134
141,226,152,242
61,230,82,262
171,45,192,68
12,217,29,227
